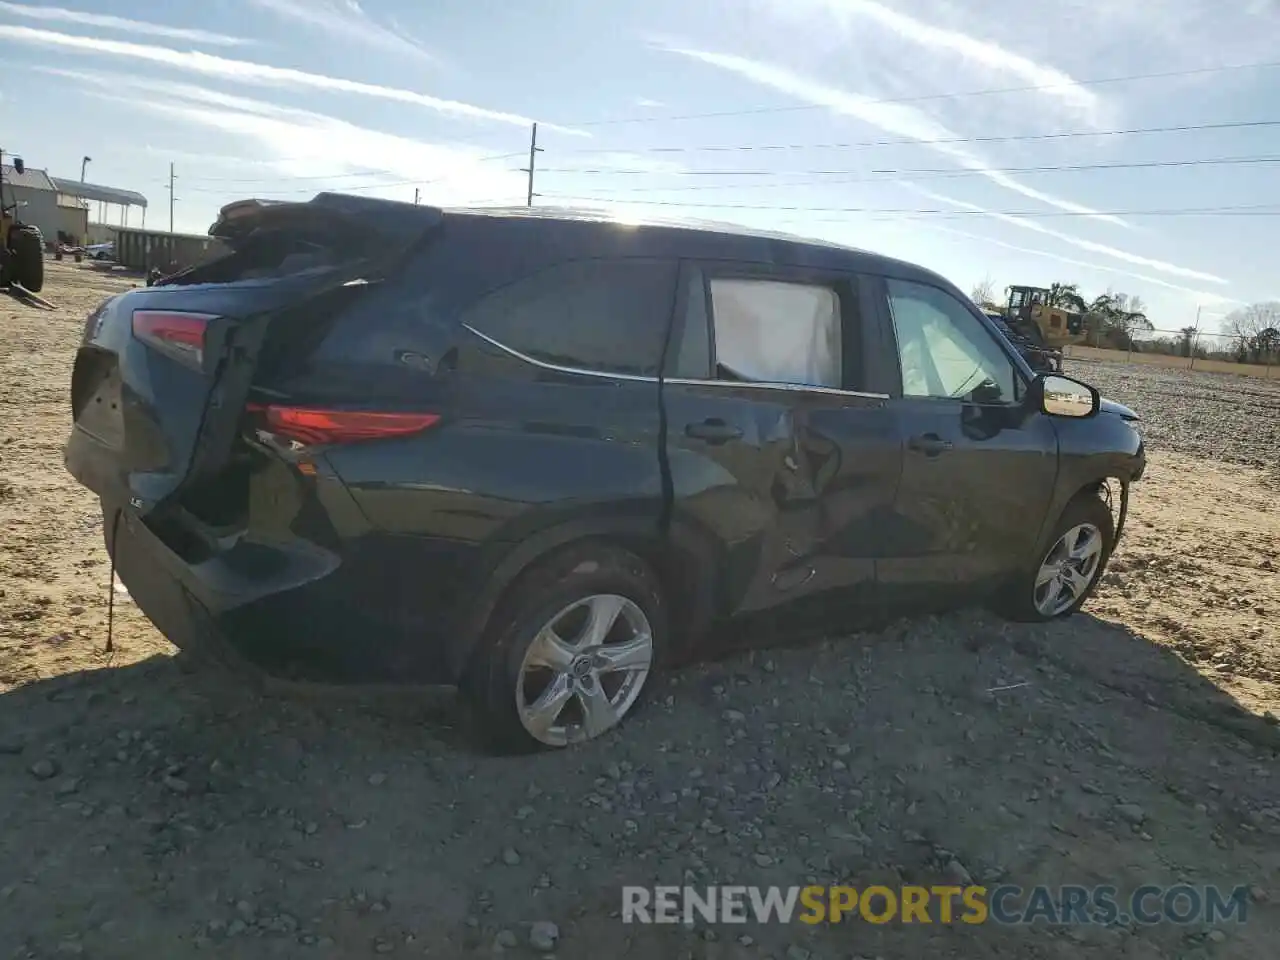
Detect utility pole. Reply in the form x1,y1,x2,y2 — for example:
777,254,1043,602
81,156,91,182
168,162,176,235
520,123,542,207
414,187,420,205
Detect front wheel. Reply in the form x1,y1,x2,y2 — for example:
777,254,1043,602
462,543,667,754
8,227,43,292
997,493,1114,622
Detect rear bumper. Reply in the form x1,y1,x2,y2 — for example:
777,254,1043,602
105,503,492,685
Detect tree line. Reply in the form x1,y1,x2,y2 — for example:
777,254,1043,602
971,278,1280,364
969,279,1153,349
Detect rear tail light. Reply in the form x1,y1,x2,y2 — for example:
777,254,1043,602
245,404,441,447
132,311,216,369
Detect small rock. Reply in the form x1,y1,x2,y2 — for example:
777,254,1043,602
54,777,81,797
1207,929,1226,943
235,900,255,920
29,758,59,780
786,947,812,960
1250,886,1268,903
367,772,387,786
529,920,559,951
228,919,247,936
724,710,746,723
944,859,972,885
494,930,518,949
754,853,774,867
1114,803,1146,825
162,775,190,794
55,941,84,956
0,738,23,755
374,941,394,954
501,847,521,866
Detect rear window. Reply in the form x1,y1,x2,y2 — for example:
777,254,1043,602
462,258,678,377
162,229,354,285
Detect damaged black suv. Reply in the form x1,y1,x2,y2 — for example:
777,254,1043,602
65,195,1145,752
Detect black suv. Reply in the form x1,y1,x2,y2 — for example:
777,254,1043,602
64,195,1145,752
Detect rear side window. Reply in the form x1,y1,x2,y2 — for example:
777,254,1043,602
706,278,843,388
463,258,678,376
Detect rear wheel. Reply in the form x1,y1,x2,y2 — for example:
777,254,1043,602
462,543,666,754
8,227,44,292
997,493,1113,622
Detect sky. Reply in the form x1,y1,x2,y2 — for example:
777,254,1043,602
2,0,1278,335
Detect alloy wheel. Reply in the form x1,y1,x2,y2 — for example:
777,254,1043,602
515,594,654,746
1034,522,1104,616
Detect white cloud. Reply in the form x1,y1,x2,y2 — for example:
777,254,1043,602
786,0,1102,124
634,97,665,108
659,45,1126,226
900,182,1228,285
920,222,1238,304
0,1,249,45
63,70,526,206
0,25,586,136
244,0,433,62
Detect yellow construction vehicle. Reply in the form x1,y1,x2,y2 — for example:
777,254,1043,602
1005,285,1087,350
1,154,45,293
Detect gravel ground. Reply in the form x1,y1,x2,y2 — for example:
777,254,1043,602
1,264,1277,960
1064,358,1280,474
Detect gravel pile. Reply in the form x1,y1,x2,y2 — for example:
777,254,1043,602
1066,359,1280,471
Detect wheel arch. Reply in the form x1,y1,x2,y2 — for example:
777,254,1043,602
1031,466,1131,567
451,515,720,681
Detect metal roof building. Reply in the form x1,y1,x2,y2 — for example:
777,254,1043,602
2,163,60,243
49,177,148,209
51,177,149,232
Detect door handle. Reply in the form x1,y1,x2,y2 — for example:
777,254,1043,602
685,418,743,444
908,433,953,455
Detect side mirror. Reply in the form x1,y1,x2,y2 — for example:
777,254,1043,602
1030,373,1099,418
12,158,23,174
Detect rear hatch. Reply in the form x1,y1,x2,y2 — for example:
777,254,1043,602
65,192,443,517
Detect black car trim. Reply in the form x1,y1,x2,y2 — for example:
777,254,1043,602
461,324,891,401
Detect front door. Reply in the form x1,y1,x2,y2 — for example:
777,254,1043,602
660,260,902,630
871,276,1059,600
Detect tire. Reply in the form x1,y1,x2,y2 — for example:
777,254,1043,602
996,493,1114,623
461,542,667,754
9,227,44,292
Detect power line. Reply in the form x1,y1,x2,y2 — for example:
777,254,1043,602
531,154,1280,178
562,118,1280,156
177,151,525,184
533,196,1280,218
570,56,1280,126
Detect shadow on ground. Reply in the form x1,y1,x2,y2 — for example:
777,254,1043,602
1,610,1276,959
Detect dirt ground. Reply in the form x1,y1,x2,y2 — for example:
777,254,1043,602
1,262,1276,959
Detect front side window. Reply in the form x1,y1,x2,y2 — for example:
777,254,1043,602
886,278,1019,403
707,278,842,388
464,258,677,376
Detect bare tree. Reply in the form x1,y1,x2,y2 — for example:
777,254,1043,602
1224,302,1280,360
970,276,999,311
